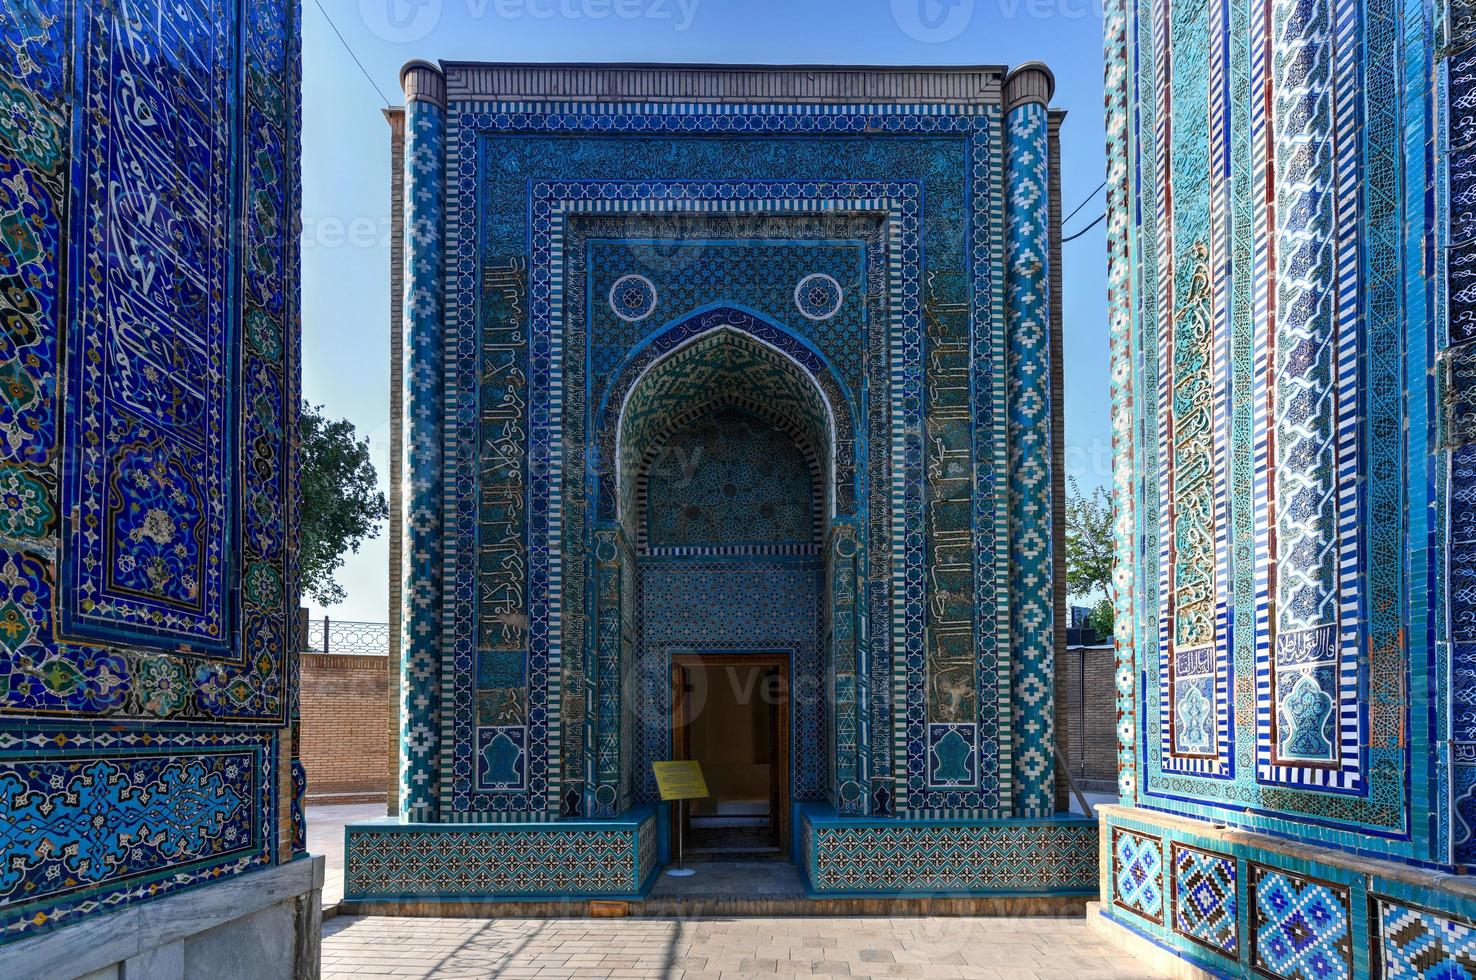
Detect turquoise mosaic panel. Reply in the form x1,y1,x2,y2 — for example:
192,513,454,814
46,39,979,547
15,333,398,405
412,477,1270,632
1110,828,1164,924
400,91,446,822
343,809,659,901
1372,898,1476,979
1098,809,1476,978
588,239,867,390
0,727,277,943
1107,0,1432,855
1251,866,1353,980
1005,100,1055,818
1170,842,1238,957
435,98,1022,821
799,804,1097,896
641,405,819,553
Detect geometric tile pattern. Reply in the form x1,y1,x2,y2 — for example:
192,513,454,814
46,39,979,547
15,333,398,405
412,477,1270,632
1170,843,1237,956
343,811,658,900
1373,899,1476,980
398,88,446,822
1448,38,1476,866
1251,866,1352,980
1005,99,1055,818
1110,828,1163,924
801,806,1097,895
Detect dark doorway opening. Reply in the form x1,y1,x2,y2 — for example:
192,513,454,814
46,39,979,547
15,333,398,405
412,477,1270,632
672,653,790,859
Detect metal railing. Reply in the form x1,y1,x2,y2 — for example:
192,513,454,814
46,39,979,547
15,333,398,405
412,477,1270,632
301,614,390,655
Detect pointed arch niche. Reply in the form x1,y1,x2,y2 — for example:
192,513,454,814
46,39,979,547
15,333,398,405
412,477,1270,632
582,308,865,819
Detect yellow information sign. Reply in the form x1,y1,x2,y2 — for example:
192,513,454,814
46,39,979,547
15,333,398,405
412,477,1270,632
652,760,709,801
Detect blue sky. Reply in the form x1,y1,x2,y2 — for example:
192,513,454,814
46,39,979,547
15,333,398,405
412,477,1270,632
301,0,1111,621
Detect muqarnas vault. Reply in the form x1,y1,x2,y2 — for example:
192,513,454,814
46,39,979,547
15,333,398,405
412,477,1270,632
347,60,1100,904
1095,0,1476,976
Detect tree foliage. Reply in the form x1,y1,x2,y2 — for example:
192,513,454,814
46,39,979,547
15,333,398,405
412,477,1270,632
1085,597,1115,640
1065,477,1115,633
299,401,387,606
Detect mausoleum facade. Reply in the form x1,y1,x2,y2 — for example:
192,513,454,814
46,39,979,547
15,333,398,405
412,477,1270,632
349,60,1096,904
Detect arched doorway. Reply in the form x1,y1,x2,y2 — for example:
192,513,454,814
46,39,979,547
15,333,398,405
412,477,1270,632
586,313,857,853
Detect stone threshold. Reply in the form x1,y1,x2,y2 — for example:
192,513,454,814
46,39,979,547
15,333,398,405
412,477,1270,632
336,892,1089,919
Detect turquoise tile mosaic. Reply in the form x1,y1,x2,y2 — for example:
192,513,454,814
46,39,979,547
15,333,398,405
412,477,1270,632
798,804,1097,897
343,809,659,901
1098,0,1476,973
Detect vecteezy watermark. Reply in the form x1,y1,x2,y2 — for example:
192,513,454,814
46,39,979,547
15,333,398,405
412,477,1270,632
890,0,974,42
360,0,442,43
361,0,700,43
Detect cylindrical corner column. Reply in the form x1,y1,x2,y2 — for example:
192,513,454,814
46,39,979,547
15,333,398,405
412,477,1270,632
398,60,446,823
1003,63,1057,818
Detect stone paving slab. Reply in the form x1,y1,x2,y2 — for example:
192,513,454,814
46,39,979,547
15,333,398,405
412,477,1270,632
308,802,386,910
321,915,1164,979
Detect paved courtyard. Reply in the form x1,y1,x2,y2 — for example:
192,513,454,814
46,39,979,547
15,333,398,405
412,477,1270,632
320,914,1162,979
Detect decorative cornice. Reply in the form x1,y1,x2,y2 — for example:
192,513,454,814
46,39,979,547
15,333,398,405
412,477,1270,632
438,61,1008,104
400,60,446,107
1003,62,1055,112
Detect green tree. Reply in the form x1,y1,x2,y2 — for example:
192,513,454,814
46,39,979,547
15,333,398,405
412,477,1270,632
1065,477,1115,636
299,401,388,606
1085,597,1115,640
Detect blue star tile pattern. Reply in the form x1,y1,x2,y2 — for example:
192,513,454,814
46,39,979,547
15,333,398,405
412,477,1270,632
1373,899,1476,980
1251,866,1352,980
1111,828,1164,924
1170,843,1237,957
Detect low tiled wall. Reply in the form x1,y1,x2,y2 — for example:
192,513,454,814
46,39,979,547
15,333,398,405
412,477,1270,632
343,807,659,902
1095,804,1476,977
798,803,1098,897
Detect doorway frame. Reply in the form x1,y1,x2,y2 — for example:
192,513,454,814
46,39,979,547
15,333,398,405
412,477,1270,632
670,651,792,854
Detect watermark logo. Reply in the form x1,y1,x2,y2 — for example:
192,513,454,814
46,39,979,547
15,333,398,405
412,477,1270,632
361,0,442,42
361,0,699,41
890,0,973,42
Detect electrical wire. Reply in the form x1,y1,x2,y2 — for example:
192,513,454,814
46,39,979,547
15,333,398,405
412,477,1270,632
311,0,392,107
1062,179,1106,228
1062,211,1106,243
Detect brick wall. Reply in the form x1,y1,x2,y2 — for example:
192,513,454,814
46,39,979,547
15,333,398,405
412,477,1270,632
1055,645,1118,792
300,652,389,803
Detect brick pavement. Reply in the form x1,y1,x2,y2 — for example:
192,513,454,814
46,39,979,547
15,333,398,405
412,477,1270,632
320,914,1162,978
